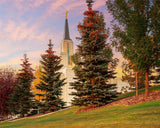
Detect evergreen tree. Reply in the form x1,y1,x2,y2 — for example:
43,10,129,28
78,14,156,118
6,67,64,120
9,54,34,117
106,0,160,97
71,0,117,107
36,39,65,112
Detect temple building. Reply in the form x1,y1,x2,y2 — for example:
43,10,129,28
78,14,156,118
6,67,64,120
60,12,75,106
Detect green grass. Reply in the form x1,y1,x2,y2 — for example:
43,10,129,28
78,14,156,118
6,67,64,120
1,85,159,128
115,85,160,100
0,100,160,128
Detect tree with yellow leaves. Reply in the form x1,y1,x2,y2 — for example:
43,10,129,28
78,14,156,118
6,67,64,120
31,65,45,101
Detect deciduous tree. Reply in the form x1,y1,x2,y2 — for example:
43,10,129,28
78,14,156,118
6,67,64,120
0,67,15,120
106,0,160,97
31,66,45,101
121,61,145,94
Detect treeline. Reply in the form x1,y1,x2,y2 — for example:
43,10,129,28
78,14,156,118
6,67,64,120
0,39,66,120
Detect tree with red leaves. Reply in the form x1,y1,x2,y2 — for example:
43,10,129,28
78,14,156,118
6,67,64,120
9,54,34,117
0,67,15,121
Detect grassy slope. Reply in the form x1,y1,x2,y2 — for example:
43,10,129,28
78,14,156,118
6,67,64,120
1,100,160,128
0,85,160,128
115,85,160,100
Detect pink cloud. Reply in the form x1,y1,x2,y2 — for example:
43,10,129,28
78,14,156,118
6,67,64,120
2,20,51,42
65,0,85,11
0,0,113,69
93,0,106,9
29,0,49,8
12,0,50,10
0,0,7,4
42,0,86,19
0,55,21,68
45,0,67,16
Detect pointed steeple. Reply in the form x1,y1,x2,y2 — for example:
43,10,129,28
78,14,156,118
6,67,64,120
64,11,71,40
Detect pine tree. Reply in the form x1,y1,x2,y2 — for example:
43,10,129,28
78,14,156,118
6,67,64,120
9,54,34,117
71,0,117,107
36,39,65,112
106,0,160,97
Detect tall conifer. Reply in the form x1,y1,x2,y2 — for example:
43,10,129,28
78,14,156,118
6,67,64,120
9,54,34,117
71,0,117,107
36,40,65,112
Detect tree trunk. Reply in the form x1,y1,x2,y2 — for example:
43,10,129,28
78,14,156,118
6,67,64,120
91,78,94,86
135,72,138,96
145,70,149,98
91,78,95,107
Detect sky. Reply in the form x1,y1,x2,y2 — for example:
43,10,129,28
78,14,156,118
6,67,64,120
0,0,123,71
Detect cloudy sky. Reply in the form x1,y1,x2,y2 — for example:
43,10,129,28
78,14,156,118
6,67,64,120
0,0,123,71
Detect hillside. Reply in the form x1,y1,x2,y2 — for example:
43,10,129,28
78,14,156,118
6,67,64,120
77,91,160,113
0,100,160,128
0,86,160,128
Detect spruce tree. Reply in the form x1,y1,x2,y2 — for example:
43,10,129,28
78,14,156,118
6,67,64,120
9,54,34,117
36,40,65,112
71,0,117,107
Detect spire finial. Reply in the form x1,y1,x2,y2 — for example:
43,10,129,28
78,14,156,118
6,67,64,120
66,11,68,19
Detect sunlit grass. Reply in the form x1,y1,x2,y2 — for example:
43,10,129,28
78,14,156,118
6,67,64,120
1,85,159,128
0,100,160,128
115,85,160,100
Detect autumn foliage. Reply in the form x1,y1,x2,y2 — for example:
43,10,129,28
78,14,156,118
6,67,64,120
0,67,15,120
31,66,45,101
